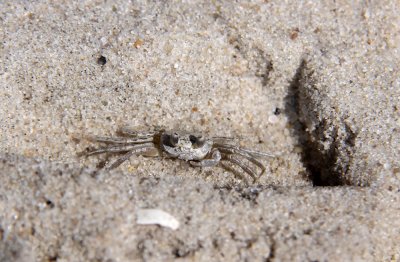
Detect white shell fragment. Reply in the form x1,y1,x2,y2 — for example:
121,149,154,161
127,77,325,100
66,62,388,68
136,209,180,230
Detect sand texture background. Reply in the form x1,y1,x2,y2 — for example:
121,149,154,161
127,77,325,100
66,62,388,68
1,0,399,261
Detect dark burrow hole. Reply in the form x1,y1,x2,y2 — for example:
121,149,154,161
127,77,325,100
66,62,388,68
284,59,346,186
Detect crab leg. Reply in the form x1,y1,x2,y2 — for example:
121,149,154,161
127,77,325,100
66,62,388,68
107,146,159,170
222,154,258,182
217,147,266,177
117,126,162,138
219,162,248,182
240,148,276,158
212,136,240,143
214,143,275,158
84,142,155,156
86,135,153,145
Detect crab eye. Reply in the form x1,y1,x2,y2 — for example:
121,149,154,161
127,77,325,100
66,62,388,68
170,133,179,146
189,135,197,144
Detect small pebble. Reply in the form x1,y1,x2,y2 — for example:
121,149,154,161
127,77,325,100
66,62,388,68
97,55,107,65
134,38,144,48
274,108,281,115
268,115,279,124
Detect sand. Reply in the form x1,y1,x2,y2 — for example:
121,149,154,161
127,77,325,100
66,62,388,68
1,1,399,261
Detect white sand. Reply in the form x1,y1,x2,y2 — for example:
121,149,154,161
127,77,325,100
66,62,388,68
1,1,399,260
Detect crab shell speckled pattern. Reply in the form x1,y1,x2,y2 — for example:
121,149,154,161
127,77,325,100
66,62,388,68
160,131,213,161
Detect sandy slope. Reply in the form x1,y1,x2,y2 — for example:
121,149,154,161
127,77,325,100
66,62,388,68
1,1,399,261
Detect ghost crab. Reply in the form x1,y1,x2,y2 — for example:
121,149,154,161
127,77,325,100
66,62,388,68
81,127,275,182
